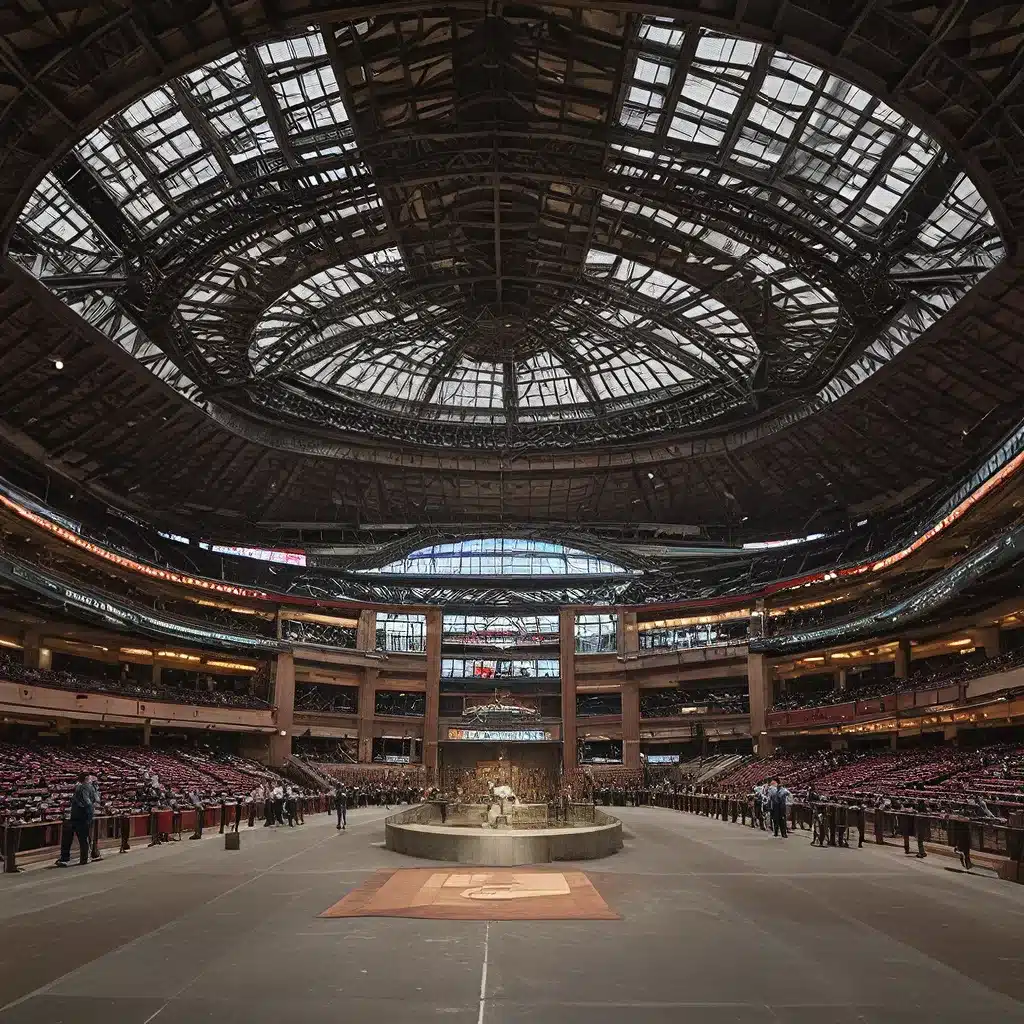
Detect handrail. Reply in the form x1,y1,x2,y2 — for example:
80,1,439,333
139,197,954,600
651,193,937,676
647,790,1024,878
2,794,332,873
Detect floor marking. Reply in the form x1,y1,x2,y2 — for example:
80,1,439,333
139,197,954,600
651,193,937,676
0,811,393,1016
477,920,490,1024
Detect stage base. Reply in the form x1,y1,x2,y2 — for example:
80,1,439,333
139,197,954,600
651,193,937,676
385,803,622,866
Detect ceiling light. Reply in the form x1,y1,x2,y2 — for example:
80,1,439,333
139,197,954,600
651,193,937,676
647,472,655,480
53,359,63,370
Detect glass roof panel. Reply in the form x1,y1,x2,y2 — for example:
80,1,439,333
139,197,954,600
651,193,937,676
362,539,633,576
11,19,1004,445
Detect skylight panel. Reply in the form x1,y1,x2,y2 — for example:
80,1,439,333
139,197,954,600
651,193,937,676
517,352,589,408
435,360,504,408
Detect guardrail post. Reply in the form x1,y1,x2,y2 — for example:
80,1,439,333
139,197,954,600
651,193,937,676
2,824,19,873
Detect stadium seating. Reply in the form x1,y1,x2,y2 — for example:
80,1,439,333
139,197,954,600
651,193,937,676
0,652,268,709
0,742,289,825
715,743,1024,809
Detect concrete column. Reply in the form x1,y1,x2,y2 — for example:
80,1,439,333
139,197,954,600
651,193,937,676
619,611,638,656
423,608,442,782
151,663,162,686
275,609,283,641
357,667,378,764
749,599,766,639
356,610,377,652
268,651,295,767
559,609,578,773
747,653,774,758
142,721,152,746
21,631,50,670
837,667,848,692
894,639,911,680
970,626,1001,658
622,681,640,770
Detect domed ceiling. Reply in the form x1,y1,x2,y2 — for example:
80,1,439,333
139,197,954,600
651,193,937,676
12,10,1002,452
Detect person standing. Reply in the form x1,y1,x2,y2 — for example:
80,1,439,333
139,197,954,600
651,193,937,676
56,772,95,867
87,776,104,861
752,784,765,829
335,784,347,830
771,781,791,838
189,791,204,840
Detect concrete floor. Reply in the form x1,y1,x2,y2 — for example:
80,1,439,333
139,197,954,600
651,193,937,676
1,806,1023,1024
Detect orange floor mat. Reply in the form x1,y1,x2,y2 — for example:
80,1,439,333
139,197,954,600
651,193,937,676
319,868,619,921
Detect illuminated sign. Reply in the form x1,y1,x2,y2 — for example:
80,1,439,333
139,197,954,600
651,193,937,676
646,754,681,764
0,492,274,602
446,728,552,742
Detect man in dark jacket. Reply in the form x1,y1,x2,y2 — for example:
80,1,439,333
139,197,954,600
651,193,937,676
56,773,95,867
335,784,347,830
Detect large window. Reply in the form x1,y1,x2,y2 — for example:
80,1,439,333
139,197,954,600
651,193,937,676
575,614,618,653
442,614,559,647
375,613,427,654
638,621,749,651
363,539,629,576
441,658,559,679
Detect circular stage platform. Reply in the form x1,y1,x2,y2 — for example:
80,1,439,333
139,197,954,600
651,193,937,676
385,802,623,866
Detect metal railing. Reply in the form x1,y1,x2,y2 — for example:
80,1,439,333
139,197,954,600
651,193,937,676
2,794,332,873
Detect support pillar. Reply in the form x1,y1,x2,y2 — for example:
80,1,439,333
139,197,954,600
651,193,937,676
894,639,911,680
559,609,577,774
618,610,638,656
268,651,295,767
357,667,378,764
749,599,766,639
622,681,640,771
970,626,1001,658
21,631,50,670
747,653,774,758
837,667,848,692
151,663,162,687
423,608,441,782
142,721,152,746
356,610,377,652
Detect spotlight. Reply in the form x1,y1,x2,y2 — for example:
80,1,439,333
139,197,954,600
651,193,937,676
53,359,64,370
647,472,655,480
741,516,749,521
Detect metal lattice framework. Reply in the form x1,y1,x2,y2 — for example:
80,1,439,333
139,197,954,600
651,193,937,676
0,3,1022,537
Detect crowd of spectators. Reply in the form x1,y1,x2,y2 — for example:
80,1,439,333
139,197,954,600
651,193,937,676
0,741,291,825
715,742,1024,815
640,689,750,718
318,763,425,804
0,653,268,709
772,647,1024,712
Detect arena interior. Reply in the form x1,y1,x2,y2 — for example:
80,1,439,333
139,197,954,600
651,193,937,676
2,1,1024,1021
